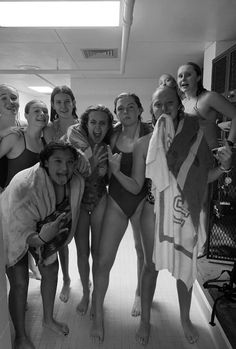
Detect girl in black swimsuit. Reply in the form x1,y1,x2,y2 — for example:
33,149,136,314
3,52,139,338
0,99,49,349
90,92,152,342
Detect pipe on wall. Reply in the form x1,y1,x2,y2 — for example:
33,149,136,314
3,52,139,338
120,0,135,74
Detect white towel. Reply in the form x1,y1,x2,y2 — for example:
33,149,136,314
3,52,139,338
146,114,206,290
0,164,84,267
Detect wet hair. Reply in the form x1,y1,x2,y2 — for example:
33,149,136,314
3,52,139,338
24,99,47,114
50,85,78,122
80,104,114,144
158,73,177,88
182,62,207,96
113,92,144,120
39,140,78,168
0,84,19,95
150,85,183,125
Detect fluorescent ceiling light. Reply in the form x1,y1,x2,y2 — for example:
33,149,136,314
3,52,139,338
0,1,120,27
29,86,53,93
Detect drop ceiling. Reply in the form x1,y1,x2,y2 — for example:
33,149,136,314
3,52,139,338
0,0,236,95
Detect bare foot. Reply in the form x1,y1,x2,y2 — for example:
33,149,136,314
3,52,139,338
76,294,90,315
135,320,150,346
181,319,199,344
131,295,141,317
59,280,71,303
90,316,104,343
14,336,35,349
43,319,69,336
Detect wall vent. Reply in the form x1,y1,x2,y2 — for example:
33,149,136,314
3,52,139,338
81,48,118,59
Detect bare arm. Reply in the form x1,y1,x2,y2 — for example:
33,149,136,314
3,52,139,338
0,133,20,159
209,91,236,143
27,212,69,247
208,142,232,183
108,135,149,194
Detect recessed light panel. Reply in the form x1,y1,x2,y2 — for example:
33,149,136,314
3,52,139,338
28,86,53,93
0,1,120,27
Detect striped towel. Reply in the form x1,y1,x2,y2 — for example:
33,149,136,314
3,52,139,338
65,124,93,160
146,113,213,289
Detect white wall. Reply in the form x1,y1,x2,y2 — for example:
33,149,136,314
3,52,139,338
71,78,157,123
18,91,50,124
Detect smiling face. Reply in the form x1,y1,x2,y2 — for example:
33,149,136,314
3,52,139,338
177,64,200,94
25,101,49,128
115,96,141,127
52,92,75,119
45,149,77,186
0,85,19,125
151,87,180,123
87,110,109,144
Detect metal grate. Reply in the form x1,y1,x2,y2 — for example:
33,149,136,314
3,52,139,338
81,48,118,59
207,155,236,262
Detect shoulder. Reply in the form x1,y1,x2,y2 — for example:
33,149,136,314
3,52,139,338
135,133,152,153
140,121,153,136
199,90,221,103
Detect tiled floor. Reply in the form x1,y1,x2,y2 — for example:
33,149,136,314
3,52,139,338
10,224,233,349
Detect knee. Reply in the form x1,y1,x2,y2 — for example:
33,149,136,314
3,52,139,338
134,243,144,260
143,261,157,275
41,261,58,281
96,256,112,274
77,250,90,260
10,278,28,295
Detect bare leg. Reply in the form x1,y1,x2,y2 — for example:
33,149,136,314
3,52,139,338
6,253,35,349
58,246,71,303
136,202,158,346
90,197,128,343
74,208,90,315
89,195,107,319
28,253,41,280
130,199,145,317
39,259,69,336
177,279,199,344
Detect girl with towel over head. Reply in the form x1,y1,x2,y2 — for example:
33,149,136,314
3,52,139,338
0,141,84,349
108,85,232,345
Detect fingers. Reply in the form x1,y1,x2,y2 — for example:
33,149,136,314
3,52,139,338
107,145,113,159
58,227,69,236
54,212,67,224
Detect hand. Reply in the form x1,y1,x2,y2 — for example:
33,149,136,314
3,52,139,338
0,126,24,140
39,212,71,243
107,145,122,174
217,141,232,170
74,150,91,177
93,144,108,168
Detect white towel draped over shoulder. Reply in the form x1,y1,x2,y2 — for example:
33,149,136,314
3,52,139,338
146,114,206,290
0,164,84,267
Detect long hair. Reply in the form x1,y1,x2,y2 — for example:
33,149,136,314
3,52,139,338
150,86,184,126
113,92,144,120
80,104,114,144
185,62,207,96
50,85,78,122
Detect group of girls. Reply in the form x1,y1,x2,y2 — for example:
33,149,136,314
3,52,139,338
0,60,236,349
